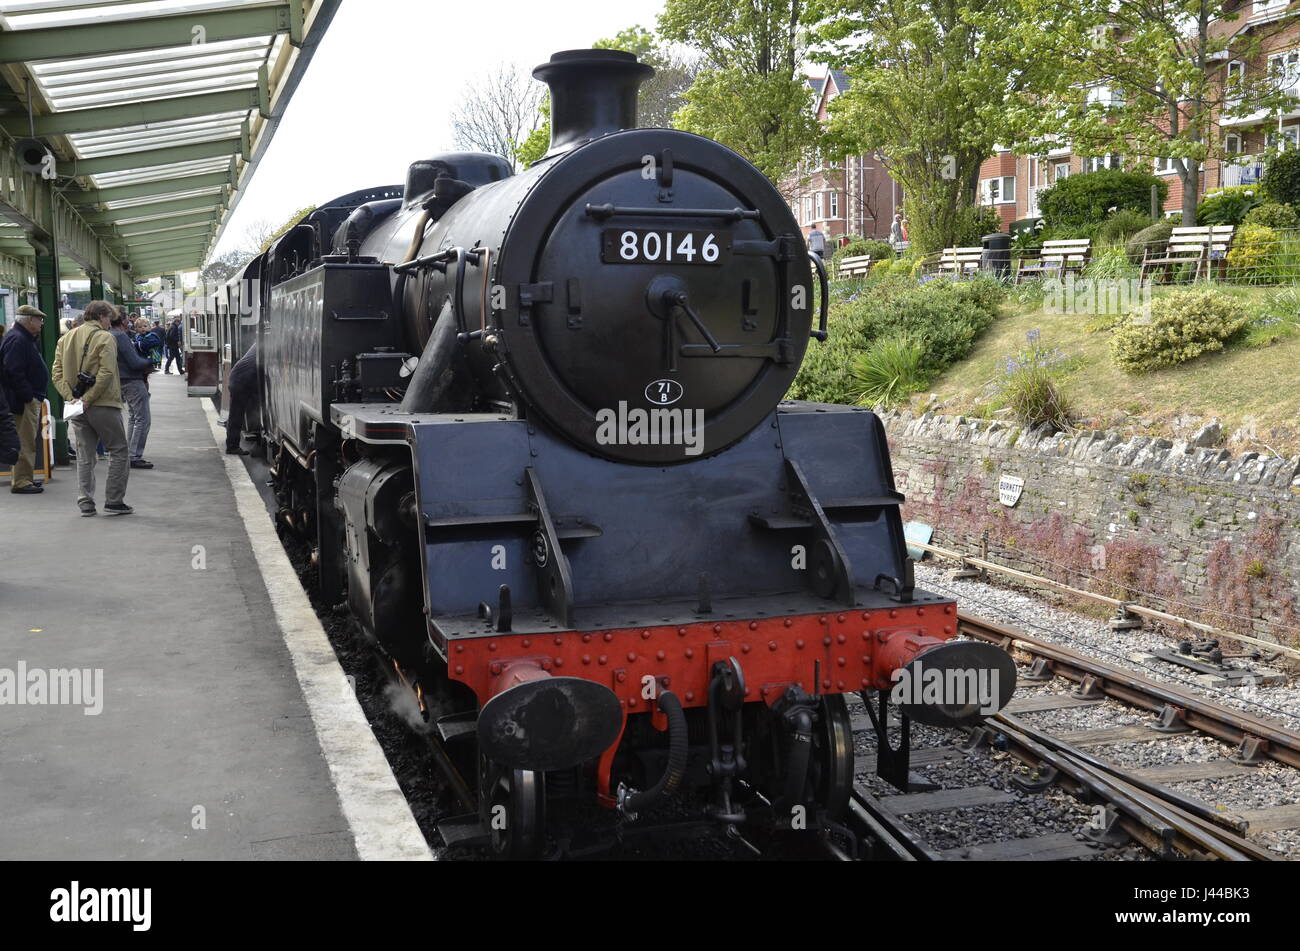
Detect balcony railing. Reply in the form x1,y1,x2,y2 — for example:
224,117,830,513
1221,154,1266,187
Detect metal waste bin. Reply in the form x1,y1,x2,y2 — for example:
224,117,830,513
981,232,1012,280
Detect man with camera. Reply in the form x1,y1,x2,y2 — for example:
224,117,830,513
52,299,132,517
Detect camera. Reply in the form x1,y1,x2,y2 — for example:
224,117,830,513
71,370,95,399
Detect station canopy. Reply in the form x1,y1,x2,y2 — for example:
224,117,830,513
0,0,338,282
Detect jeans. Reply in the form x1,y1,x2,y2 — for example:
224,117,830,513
71,405,129,505
12,398,40,488
121,378,151,461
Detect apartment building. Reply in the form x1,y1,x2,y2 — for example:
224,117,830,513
977,2,1300,224
784,5,1300,233
785,71,904,243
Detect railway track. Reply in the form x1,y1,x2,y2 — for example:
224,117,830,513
832,610,1300,861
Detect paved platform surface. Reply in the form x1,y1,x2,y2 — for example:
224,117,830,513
0,373,413,860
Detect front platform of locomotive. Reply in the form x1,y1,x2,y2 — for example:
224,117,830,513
334,49,1016,837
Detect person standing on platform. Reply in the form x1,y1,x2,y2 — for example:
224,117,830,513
52,300,132,517
0,304,50,495
110,311,156,470
223,342,258,456
165,317,185,375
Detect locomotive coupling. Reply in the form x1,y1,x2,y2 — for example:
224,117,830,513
477,661,624,772
871,631,1017,728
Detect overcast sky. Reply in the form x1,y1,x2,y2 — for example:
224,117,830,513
211,0,671,257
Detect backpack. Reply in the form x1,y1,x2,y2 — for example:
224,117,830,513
134,330,164,365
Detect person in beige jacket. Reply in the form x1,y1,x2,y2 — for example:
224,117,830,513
52,299,131,516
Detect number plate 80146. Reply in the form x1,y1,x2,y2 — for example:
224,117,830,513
601,228,731,266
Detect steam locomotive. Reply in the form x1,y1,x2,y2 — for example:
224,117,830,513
205,49,1016,857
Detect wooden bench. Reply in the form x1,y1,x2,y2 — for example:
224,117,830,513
836,254,872,279
1015,238,1092,282
1140,225,1234,283
927,246,984,278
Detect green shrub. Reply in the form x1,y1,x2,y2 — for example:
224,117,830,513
954,205,1005,246
1038,169,1168,229
1243,287,1300,347
1261,148,1300,206
789,276,1005,404
851,336,928,407
832,238,894,276
1110,288,1249,372
1243,201,1300,230
1196,185,1263,226
998,346,1074,430
1227,223,1279,284
1097,208,1153,245
1083,245,1140,281
1125,219,1174,265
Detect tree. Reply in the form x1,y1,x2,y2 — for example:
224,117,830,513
201,249,253,285
1005,0,1300,224
660,0,822,185
514,26,699,169
449,62,545,171
242,205,317,255
810,0,1074,252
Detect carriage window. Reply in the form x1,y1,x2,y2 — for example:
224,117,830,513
186,312,213,349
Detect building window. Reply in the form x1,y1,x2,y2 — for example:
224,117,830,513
829,191,839,218
1085,84,1124,107
1224,134,1243,155
1269,49,1300,96
1085,154,1123,172
1154,157,1179,175
816,192,825,219
980,176,1016,205
1266,124,1299,150
803,195,812,222
1054,162,1071,181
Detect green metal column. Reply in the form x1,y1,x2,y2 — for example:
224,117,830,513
35,249,68,464
89,272,104,301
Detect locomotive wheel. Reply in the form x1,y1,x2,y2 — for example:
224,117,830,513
808,694,854,821
480,756,547,859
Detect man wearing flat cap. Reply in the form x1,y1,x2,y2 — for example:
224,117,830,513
0,304,50,494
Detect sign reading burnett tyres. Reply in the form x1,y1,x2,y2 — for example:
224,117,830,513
998,474,1025,507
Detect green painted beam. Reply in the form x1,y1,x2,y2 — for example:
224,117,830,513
0,3,291,64
112,226,213,246
3,89,260,138
130,259,206,276
81,194,224,226
113,232,211,254
65,171,232,207
122,243,211,262
71,138,241,177
114,212,218,237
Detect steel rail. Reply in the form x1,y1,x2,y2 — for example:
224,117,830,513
959,612,1300,770
995,714,1270,861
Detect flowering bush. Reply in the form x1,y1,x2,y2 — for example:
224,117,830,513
997,332,1075,429
1110,288,1248,372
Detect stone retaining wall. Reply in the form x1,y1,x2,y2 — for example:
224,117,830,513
881,410,1300,646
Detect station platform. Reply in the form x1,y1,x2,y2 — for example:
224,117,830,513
0,373,428,860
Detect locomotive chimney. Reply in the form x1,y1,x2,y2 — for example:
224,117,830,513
533,49,654,157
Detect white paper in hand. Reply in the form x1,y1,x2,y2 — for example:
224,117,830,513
63,400,84,421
